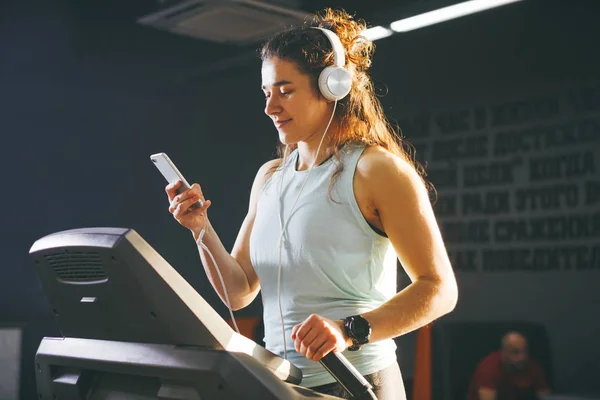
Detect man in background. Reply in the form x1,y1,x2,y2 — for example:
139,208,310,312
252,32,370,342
467,331,551,400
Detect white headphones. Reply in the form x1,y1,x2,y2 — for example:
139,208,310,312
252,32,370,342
312,27,352,101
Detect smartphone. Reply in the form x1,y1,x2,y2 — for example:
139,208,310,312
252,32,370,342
150,152,203,209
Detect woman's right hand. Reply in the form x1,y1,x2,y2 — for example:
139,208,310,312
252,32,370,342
166,181,212,237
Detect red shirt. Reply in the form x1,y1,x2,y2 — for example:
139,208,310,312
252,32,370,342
467,351,549,400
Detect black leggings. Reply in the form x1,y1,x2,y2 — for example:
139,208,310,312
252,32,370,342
309,362,407,400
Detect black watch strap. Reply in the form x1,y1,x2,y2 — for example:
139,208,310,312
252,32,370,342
343,315,371,351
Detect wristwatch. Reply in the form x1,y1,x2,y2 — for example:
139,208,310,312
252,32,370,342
342,315,371,351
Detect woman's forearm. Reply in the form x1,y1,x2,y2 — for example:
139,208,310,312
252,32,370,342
192,219,255,310
361,278,458,343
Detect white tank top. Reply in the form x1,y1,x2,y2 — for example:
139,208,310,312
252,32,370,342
249,142,398,387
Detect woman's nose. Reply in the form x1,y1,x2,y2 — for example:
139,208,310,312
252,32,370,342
264,95,281,116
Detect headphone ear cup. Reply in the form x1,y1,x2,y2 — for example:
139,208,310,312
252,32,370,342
318,66,352,101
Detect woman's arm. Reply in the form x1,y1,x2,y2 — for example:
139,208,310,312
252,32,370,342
195,158,281,310
357,146,458,342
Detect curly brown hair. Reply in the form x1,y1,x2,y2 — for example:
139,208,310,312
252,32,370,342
260,8,433,199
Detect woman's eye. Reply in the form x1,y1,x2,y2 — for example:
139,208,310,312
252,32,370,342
263,91,292,99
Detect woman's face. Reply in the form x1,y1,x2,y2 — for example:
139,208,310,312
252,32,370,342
261,57,334,146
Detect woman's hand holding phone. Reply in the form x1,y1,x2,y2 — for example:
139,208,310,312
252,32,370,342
166,181,212,238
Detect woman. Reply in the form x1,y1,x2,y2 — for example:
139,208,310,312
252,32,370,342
166,8,458,399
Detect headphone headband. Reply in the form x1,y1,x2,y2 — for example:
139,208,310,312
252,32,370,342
312,27,345,68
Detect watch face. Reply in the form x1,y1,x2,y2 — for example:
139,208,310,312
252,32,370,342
351,316,371,339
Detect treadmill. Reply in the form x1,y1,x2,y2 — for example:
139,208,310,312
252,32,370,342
29,228,377,400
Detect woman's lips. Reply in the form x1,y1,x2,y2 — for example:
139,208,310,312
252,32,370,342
276,119,292,128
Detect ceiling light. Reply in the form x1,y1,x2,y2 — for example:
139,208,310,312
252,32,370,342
390,0,523,32
361,26,394,41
